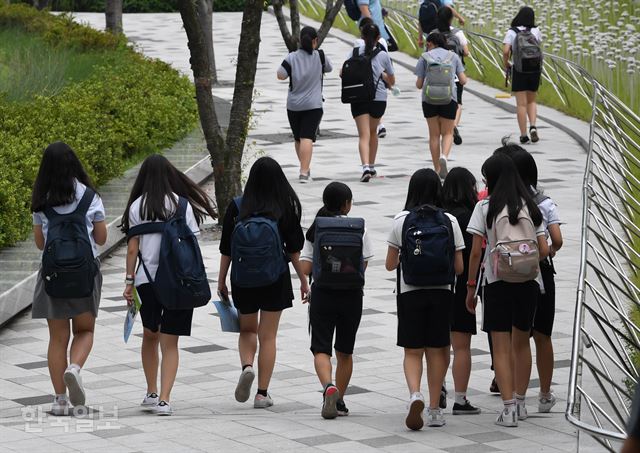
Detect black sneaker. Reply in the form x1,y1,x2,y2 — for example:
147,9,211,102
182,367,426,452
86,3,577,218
489,377,500,393
520,135,530,144
321,385,339,419
369,168,377,177
336,399,349,416
360,170,372,183
452,400,481,415
377,126,387,138
439,385,447,409
530,126,539,143
453,126,462,145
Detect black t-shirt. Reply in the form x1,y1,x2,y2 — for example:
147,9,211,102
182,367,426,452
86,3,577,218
447,205,474,296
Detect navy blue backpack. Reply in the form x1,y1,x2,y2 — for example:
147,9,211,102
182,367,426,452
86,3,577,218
344,0,361,21
127,197,210,309
42,187,98,298
230,197,287,288
312,216,365,290
400,204,455,286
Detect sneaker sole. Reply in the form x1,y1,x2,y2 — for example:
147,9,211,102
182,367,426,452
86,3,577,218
428,419,446,427
538,402,556,413
321,388,340,419
530,131,539,143
452,408,481,415
155,410,173,416
405,399,425,431
254,401,274,409
453,129,462,145
438,157,448,179
63,370,85,407
378,132,387,138
360,174,371,183
235,370,255,403
496,420,518,427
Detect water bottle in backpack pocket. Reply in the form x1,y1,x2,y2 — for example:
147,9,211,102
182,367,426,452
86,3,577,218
312,217,365,290
400,205,455,286
422,52,455,105
341,47,383,104
490,205,540,283
230,197,288,288
127,197,211,309
42,188,98,299
511,27,543,73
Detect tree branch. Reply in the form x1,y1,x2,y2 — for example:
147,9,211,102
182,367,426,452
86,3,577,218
272,0,297,52
318,0,344,46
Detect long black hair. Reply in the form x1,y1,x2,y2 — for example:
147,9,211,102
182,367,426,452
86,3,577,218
511,6,536,28
361,23,380,56
31,142,97,213
442,167,477,212
120,154,217,232
404,168,442,210
240,156,302,226
359,16,374,32
482,153,542,228
436,6,454,33
493,141,538,189
426,31,447,49
300,26,317,54
306,182,353,242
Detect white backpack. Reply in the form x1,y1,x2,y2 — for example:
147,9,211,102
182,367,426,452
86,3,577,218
490,205,539,283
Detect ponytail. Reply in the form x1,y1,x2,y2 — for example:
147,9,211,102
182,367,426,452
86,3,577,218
362,23,380,56
300,26,318,54
305,182,353,242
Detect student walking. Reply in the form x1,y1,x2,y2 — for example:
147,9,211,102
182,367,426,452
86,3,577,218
416,32,467,179
495,143,563,413
503,6,543,144
218,157,308,409
441,167,481,415
299,182,373,419
121,154,217,416
357,0,390,41
465,153,549,427
417,0,465,48
386,168,465,430
31,142,107,415
341,23,395,182
436,7,469,145
277,26,332,183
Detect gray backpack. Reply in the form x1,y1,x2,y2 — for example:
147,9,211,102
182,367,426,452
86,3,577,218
422,51,455,105
443,29,464,58
511,27,543,73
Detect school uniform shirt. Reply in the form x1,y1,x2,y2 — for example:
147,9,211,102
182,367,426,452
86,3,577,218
346,45,395,102
354,37,388,51
503,26,542,48
415,47,464,103
466,198,546,285
387,210,465,294
537,195,561,235
300,220,375,264
33,180,105,258
129,194,200,286
277,49,333,111
357,0,390,40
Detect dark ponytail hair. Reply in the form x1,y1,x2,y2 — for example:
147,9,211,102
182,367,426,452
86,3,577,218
426,31,447,48
436,6,454,33
300,26,318,54
359,16,374,33
306,182,353,242
362,23,380,56
404,168,442,210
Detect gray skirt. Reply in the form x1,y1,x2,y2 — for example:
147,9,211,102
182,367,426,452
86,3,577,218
32,259,102,320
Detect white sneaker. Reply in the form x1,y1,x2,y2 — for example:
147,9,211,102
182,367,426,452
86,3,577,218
538,392,557,413
50,396,70,416
235,366,255,403
438,156,448,179
495,406,518,427
63,365,85,407
254,393,274,408
140,392,159,411
152,400,173,416
517,402,528,420
427,407,446,427
405,392,425,431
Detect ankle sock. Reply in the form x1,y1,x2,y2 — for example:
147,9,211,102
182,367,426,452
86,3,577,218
504,398,516,410
454,392,467,405
540,391,552,399
55,393,67,402
257,388,268,397
362,164,370,173
242,364,252,371
515,393,526,405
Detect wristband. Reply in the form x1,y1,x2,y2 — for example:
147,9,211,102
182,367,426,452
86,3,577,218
466,280,477,287
125,276,135,285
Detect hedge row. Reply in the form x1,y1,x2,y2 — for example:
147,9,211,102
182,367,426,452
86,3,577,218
0,4,198,248
11,0,247,13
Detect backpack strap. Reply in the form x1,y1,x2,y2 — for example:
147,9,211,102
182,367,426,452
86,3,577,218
352,47,359,59
176,196,188,219
127,222,166,239
43,186,95,220
318,49,326,97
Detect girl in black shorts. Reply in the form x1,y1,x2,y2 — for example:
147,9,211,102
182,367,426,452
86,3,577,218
465,154,549,427
299,182,373,419
218,157,308,409
122,154,217,416
442,167,481,415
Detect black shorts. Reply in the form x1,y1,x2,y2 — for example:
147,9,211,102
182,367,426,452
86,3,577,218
512,69,541,92
451,279,477,334
309,286,363,355
422,100,458,120
138,284,194,336
287,108,323,142
397,289,452,349
482,280,538,333
532,260,555,336
231,273,294,315
456,82,463,105
350,101,386,119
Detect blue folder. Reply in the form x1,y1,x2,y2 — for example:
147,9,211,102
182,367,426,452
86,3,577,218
212,299,240,333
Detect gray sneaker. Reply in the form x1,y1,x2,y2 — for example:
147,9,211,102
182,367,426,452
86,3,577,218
254,393,274,408
50,396,70,416
235,366,255,403
438,156,448,179
405,392,425,431
321,385,340,419
63,365,85,407
140,392,159,411
152,400,173,416
299,172,312,184
427,407,446,427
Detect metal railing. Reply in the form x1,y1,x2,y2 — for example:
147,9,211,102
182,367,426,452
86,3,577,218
297,1,640,450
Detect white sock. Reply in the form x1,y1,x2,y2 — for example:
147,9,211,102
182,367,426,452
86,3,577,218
515,393,526,405
67,363,81,372
55,393,67,402
504,398,516,410
540,391,552,399
362,164,370,172
370,165,375,172
454,392,467,405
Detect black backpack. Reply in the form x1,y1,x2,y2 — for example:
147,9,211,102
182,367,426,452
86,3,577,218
312,217,365,290
419,0,441,35
341,46,383,104
344,0,361,21
400,205,456,286
42,188,98,299
127,197,210,310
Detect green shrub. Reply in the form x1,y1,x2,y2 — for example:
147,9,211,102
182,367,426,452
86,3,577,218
33,0,245,13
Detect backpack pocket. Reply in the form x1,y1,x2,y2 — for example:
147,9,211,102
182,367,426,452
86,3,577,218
43,238,95,298
233,245,284,288
402,225,454,286
314,234,364,289
491,240,539,283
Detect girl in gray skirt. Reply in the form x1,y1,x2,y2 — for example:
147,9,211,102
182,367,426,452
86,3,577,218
31,142,107,415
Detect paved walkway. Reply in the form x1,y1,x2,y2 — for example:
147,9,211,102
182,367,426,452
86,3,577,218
0,12,595,453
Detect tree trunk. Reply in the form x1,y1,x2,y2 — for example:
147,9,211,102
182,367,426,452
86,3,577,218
317,0,344,46
197,0,218,85
272,0,298,52
105,0,123,34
